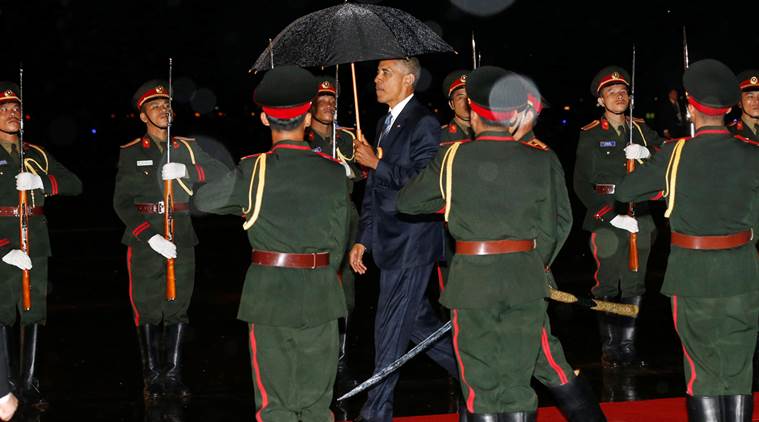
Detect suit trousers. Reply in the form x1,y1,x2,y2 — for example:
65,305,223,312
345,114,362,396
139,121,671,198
360,263,459,422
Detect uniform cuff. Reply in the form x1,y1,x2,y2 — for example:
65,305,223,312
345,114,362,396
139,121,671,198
41,174,59,196
131,222,158,241
593,204,614,222
193,164,206,184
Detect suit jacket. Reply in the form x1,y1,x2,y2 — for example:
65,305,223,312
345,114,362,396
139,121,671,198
357,96,443,270
0,335,9,398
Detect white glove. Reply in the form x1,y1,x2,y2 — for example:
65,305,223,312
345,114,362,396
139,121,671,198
15,172,43,191
161,163,188,181
610,215,639,233
624,144,651,160
148,234,177,259
2,249,32,270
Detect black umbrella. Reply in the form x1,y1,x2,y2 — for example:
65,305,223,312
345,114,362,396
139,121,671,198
251,2,454,139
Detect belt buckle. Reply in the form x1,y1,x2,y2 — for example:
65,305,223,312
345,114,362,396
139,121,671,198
157,201,165,214
311,253,317,269
596,183,615,194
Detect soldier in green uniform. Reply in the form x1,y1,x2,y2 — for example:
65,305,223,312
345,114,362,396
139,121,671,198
397,66,572,422
573,66,663,368
728,70,759,142
0,82,82,406
305,76,360,392
440,70,472,147
113,79,227,400
615,58,758,421
514,80,606,421
194,65,350,422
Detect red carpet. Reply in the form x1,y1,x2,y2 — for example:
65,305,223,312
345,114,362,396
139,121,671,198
382,393,759,422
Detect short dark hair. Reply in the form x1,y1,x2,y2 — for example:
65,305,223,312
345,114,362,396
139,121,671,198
267,113,307,131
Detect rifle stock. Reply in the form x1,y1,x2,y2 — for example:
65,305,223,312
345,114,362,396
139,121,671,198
19,189,31,311
626,158,639,272
164,179,176,301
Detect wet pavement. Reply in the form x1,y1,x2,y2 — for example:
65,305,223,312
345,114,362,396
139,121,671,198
4,202,693,421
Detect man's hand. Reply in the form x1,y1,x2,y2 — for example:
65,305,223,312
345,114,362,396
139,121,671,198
610,215,639,233
162,163,188,180
624,144,651,160
2,249,32,270
148,234,178,259
15,172,43,191
349,243,367,274
354,135,379,170
0,393,18,421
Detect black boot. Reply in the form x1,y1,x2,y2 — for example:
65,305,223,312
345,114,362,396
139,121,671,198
618,296,647,368
335,317,357,395
497,412,536,422
722,395,753,422
0,325,17,393
20,323,47,409
463,413,498,422
596,298,621,368
752,335,759,390
546,377,606,422
137,324,163,400
686,395,722,422
163,323,191,399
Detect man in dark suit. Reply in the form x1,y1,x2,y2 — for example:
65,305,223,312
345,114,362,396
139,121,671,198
350,57,458,422
656,88,688,139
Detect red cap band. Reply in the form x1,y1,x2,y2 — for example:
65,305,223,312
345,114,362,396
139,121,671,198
0,89,20,104
137,86,169,110
527,94,543,113
448,79,466,98
469,100,518,122
262,101,312,119
596,74,629,94
739,76,759,90
687,95,731,116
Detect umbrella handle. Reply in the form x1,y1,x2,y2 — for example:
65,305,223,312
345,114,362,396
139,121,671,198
350,63,366,144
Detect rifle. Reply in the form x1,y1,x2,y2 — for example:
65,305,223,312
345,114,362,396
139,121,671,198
18,64,31,311
164,58,176,301
626,45,639,272
683,27,695,137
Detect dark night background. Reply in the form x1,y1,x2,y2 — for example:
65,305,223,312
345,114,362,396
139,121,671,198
0,1,757,421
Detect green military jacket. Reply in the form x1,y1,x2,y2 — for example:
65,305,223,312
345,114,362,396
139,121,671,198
194,140,351,327
305,126,363,185
615,126,759,297
440,119,472,146
0,142,81,257
728,118,759,142
573,116,663,232
397,130,572,309
113,135,227,247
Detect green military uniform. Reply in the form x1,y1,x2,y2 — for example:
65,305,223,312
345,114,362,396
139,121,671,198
615,59,757,418
195,66,350,422
574,66,663,369
0,82,82,405
398,67,572,419
440,119,472,147
304,125,359,312
113,79,228,400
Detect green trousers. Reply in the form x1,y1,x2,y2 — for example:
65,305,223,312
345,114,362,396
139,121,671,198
589,227,652,297
248,320,338,422
127,243,195,326
534,316,575,387
672,292,759,396
452,299,546,413
0,256,47,325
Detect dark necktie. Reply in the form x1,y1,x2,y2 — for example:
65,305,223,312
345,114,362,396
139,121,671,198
378,112,393,145
10,143,19,165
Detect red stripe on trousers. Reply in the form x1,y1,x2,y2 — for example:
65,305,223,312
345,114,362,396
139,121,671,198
249,324,270,422
591,232,601,289
126,247,140,326
436,263,444,293
541,327,568,385
672,296,697,395
452,310,476,412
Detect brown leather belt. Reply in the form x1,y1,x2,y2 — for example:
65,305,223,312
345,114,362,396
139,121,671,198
671,230,753,250
251,250,330,269
456,239,536,255
594,184,616,195
135,202,190,215
0,206,44,217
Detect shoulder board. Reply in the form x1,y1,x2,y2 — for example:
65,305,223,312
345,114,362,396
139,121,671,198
581,120,600,131
632,117,645,123
735,135,759,147
728,120,738,127
121,138,142,148
337,127,356,139
440,139,470,146
173,136,195,142
663,136,690,145
520,138,550,151
23,142,43,152
314,151,342,164
240,153,263,161
440,124,448,130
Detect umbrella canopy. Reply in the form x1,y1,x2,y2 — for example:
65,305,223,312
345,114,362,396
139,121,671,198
251,3,454,71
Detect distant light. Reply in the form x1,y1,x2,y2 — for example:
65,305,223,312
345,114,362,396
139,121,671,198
250,112,256,117
563,105,571,111
561,119,568,126
110,113,116,119
194,112,201,118
217,111,225,117
90,128,97,135
24,114,30,121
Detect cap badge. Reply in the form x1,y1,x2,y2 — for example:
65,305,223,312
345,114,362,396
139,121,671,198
751,76,758,85
611,72,620,80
